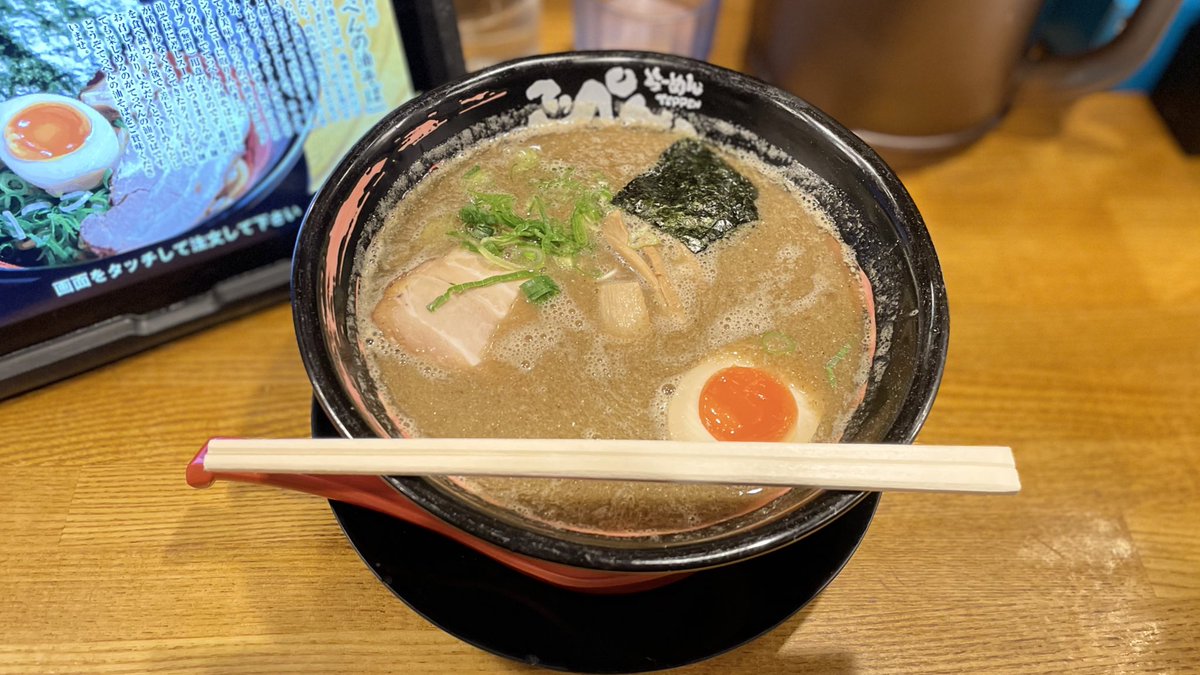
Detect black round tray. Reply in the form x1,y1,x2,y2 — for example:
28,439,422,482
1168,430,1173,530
315,403,879,673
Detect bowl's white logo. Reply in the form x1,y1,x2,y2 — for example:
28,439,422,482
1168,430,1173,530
643,67,704,110
525,66,704,123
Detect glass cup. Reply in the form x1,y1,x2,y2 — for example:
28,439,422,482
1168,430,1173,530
573,0,721,59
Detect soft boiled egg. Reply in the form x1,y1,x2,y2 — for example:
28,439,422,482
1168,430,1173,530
0,93,120,196
667,351,820,443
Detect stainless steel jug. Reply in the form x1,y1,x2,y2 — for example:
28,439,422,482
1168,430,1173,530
745,0,1182,165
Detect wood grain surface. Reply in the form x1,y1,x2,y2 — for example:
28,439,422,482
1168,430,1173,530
3,1,1200,672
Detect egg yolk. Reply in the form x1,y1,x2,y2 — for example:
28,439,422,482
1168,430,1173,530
699,366,798,441
5,102,91,161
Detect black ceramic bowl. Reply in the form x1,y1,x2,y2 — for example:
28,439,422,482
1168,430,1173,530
292,51,947,574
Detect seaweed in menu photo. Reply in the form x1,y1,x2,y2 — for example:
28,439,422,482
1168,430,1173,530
0,0,135,100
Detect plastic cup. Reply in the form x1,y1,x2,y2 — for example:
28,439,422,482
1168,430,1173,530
573,0,721,59
454,0,542,72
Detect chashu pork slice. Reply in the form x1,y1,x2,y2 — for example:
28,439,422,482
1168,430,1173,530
372,249,523,368
80,148,237,255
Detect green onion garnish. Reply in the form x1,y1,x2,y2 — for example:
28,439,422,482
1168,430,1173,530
443,166,611,311
825,343,852,389
463,165,488,186
520,275,560,304
426,270,539,312
761,330,797,355
511,148,540,174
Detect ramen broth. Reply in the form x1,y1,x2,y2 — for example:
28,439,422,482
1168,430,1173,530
356,120,872,537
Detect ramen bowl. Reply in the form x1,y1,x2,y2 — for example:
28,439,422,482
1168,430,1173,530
292,51,947,584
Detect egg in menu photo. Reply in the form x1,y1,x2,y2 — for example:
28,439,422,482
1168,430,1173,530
666,350,822,443
0,93,121,197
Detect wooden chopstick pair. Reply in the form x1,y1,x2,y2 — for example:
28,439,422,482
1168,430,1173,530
202,437,1020,494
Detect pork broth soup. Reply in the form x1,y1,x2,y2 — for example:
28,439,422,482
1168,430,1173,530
355,119,873,538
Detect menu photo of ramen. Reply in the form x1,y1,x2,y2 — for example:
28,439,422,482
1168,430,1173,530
0,0,413,271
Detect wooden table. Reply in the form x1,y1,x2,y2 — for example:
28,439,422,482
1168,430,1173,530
4,2,1199,673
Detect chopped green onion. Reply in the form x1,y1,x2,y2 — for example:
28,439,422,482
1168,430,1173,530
515,244,547,268
825,343,852,389
427,270,539,312
761,330,797,355
446,164,611,311
511,148,540,174
569,198,602,248
520,275,560,304
463,164,490,188
0,169,109,266
475,242,528,271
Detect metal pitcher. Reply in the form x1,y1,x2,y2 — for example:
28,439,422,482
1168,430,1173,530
745,0,1182,165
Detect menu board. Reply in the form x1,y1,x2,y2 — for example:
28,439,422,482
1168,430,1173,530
0,0,462,399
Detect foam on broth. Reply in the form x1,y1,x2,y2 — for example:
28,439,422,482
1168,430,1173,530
355,119,872,538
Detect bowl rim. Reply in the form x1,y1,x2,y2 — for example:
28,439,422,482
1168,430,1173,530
292,50,949,573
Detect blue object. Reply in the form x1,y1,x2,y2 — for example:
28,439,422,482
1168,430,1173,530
1035,0,1200,91
1119,0,1200,90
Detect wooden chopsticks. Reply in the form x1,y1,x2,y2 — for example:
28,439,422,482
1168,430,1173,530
202,438,1019,494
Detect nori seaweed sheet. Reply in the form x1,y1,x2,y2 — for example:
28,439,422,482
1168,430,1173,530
611,138,758,253
0,0,138,99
